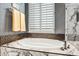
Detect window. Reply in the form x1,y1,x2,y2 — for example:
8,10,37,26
28,3,55,33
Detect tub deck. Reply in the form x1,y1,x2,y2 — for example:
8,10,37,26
1,38,79,56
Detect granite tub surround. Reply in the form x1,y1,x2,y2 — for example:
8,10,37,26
66,3,79,41
0,33,65,46
1,38,79,56
68,41,79,51
27,33,65,40
0,33,28,46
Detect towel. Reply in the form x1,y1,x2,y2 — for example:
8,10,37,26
12,8,26,32
20,12,26,31
12,8,20,31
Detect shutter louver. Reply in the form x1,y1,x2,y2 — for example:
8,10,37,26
28,3,55,33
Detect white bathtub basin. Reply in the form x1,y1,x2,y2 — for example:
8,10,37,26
17,38,64,49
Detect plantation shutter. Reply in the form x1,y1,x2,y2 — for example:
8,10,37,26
28,3,55,33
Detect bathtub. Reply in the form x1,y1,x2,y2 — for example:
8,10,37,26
1,38,65,56
17,38,64,49
1,38,79,56
2,38,65,53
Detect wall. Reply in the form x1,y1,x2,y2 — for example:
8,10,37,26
0,4,11,32
55,3,65,34
66,3,79,41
